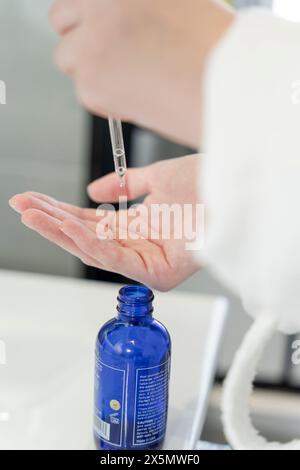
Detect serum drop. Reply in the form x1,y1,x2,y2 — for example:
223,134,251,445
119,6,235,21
94,285,171,450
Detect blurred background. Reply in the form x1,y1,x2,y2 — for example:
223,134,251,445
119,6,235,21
0,0,300,444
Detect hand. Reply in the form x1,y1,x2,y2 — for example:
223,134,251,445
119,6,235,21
49,0,234,147
9,156,201,291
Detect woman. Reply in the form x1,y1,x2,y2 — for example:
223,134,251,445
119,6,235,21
9,0,300,449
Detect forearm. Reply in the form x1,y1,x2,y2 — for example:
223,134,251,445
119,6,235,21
132,0,236,148
166,0,235,147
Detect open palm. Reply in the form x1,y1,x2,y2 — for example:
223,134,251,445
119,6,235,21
9,156,201,291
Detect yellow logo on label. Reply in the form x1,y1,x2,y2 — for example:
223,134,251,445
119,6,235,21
110,399,121,411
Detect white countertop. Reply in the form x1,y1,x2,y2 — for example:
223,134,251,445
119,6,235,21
0,269,227,450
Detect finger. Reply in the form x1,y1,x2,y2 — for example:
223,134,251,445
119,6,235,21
87,166,153,203
10,192,98,222
54,28,81,75
75,81,113,118
60,219,146,279
21,209,102,269
9,193,96,231
27,192,98,221
49,0,83,35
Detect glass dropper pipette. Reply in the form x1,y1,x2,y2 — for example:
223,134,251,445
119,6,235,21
108,117,127,188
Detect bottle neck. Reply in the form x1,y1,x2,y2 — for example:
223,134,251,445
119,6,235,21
117,285,154,321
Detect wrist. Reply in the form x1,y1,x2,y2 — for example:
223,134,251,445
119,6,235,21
187,1,236,148
148,1,235,149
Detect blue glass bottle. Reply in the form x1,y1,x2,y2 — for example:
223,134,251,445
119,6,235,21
94,285,171,450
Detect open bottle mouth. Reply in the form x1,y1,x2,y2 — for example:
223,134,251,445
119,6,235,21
117,285,154,317
118,285,154,304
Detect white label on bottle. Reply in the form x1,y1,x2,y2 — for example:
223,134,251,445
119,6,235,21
132,359,170,446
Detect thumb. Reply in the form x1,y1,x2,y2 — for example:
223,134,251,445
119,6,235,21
87,166,152,203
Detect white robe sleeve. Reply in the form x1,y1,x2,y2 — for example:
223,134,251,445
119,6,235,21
202,7,300,335
201,7,300,449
